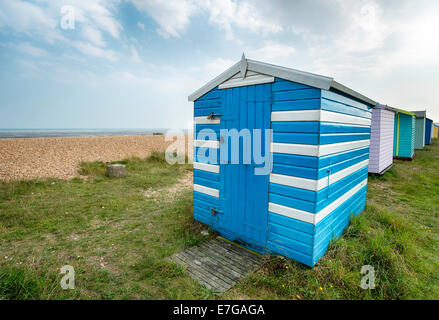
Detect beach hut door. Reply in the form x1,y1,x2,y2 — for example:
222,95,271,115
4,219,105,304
218,84,271,249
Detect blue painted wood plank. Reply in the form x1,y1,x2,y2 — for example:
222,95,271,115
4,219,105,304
273,88,321,101
271,99,321,111
194,191,218,206
318,147,369,168
320,122,371,133
194,147,219,164
319,133,371,144
273,153,319,168
194,99,221,109
267,240,313,266
273,132,319,145
272,79,312,92
268,232,313,255
268,212,314,234
194,107,221,116
194,176,219,190
271,121,320,133
269,192,316,213
268,223,313,246
317,152,369,179
195,124,220,134
269,183,317,202
272,162,319,179
321,98,372,119
197,88,221,101
193,169,219,182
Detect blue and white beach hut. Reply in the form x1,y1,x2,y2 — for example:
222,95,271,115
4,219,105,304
188,56,375,266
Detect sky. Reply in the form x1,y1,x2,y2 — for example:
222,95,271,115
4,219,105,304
0,0,438,129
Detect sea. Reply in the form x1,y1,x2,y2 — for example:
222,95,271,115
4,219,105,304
0,128,186,139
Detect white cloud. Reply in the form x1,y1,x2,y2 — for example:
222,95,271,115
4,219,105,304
71,0,122,39
137,22,145,30
249,42,296,63
204,58,236,78
13,43,49,57
72,41,119,61
128,0,283,40
336,1,390,53
130,0,197,38
129,46,141,62
0,0,61,43
81,25,106,47
202,0,283,40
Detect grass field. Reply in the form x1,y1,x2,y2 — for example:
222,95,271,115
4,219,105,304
0,141,438,300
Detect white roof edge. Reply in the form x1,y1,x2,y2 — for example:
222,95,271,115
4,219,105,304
188,57,377,106
246,59,333,90
373,104,397,113
410,110,427,118
330,81,377,106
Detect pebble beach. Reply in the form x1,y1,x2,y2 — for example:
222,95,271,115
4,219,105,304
0,134,192,181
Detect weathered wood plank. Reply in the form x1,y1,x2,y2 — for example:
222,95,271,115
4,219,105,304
170,237,262,293
177,251,232,288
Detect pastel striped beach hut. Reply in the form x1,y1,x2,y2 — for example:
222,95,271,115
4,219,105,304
188,56,376,267
369,105,396,174
393,109,416,160
412,110,427,149
425,118,433,145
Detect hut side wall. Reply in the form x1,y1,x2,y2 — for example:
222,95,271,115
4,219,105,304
414,117,426,149
369,108,382,173
192,88,221,227
369,108,394,174
394,113,415,158
268,81,371,266
425,119,432,145
312,90,371,264
268,78,322,266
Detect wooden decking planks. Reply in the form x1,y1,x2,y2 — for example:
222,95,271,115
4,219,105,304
171,237,262,293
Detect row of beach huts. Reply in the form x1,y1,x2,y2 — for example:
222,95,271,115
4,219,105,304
188,56,438,266
369,107,438,174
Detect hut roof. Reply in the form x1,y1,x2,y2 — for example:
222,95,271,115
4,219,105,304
188,54,377,106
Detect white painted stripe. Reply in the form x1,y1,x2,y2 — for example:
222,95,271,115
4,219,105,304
271,142,319,156
194,140,219,149
270,173,318,191
194,184,219,198
271,139,369,157
322,132,369,136
219,73,275,89
270,109,371,126
318,139,370,156
317,159,368,189
194,162,220,173
321,110,371,126
194,116,220,125
269,202,316,224
271,110,320,122
269,179,368,225
269,159,369,191
315,179,368,224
